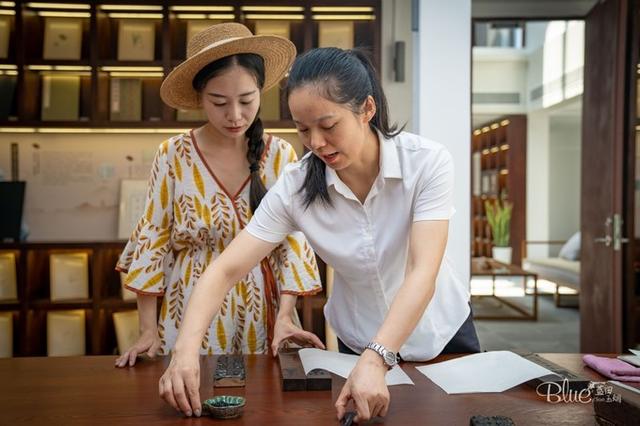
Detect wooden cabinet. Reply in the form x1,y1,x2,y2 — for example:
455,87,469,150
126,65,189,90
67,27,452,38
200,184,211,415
0,242,330,356
0,0,381,130
0,242,132,356
471,115,526,265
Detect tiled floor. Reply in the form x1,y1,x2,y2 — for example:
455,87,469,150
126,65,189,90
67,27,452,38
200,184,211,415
470,278,580,353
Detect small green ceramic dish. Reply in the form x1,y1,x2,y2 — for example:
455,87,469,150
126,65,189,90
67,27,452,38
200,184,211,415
202,396,246,419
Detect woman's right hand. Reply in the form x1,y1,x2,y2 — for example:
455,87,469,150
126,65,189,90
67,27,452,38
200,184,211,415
159,353,202,417
114,329,161,368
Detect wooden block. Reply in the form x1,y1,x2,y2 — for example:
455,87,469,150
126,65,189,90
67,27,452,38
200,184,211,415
278,348,331,391
49,252,89,301
47,310,85,356
0,252,17,301
113,310,139,354
594,381,640,425
214,354,246,388
0,312,12,358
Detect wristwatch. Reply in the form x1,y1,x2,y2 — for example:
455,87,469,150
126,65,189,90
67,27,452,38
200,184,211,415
365,342,398,369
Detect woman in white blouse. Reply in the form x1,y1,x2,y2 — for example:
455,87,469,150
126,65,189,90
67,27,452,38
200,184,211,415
159,48,479,422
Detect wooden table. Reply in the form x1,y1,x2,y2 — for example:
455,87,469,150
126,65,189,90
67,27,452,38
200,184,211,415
0,354,614,425
471,257,539,320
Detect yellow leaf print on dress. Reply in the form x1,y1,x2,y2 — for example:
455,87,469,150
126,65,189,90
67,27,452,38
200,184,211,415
193,166,205,197
173,201,182,225
124,267,143,286
290,264,305,292
141,271,164,291
174,156,183,182
194,197,203,220
273,148,282,176
160,176,169,209
248,322,257,353
145,200,154,222
217,317,226,351
286,235,302,258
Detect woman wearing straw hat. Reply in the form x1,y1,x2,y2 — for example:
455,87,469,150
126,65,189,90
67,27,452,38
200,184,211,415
114,23,324,368
159,46,479,421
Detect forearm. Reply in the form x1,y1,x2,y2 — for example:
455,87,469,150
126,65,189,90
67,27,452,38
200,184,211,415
277,293,298,320
137,293,159,333
373,268,437,353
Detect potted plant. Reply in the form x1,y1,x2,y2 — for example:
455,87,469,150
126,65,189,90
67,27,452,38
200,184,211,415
484,198,513,264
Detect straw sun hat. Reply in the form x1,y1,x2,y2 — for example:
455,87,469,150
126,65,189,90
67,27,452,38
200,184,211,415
160,23,296,110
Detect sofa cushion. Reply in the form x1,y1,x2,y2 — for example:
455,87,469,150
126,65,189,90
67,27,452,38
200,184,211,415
523,257,580,289
559,232,581,261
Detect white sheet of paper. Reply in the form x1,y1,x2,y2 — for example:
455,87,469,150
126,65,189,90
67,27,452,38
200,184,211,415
298,348,414,386
415,351,554,394
629,349,640,357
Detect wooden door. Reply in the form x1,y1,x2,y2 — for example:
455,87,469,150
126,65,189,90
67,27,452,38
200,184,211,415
581,0,630,353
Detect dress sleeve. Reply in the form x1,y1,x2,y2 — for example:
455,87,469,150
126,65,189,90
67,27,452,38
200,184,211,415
263,138,322,295
413,147,456,222
269,233,322,296
116,140,175,295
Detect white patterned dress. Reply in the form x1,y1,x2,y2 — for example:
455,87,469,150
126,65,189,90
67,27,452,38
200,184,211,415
116,132,322,355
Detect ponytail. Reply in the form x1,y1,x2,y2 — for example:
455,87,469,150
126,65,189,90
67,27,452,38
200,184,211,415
286,47,402,209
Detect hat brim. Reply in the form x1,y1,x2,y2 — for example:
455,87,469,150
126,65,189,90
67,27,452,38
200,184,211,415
160,35,296,111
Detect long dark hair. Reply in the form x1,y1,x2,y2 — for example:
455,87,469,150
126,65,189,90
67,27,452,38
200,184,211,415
285,48,401,209
193,54,267,213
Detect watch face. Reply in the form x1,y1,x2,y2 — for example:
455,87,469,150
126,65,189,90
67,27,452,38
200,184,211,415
383,351,397,366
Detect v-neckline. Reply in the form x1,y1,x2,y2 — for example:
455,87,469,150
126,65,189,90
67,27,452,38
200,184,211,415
190,130,271,200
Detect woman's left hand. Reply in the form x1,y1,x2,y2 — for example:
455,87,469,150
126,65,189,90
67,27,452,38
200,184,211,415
335,350,390,423
270,316,325,356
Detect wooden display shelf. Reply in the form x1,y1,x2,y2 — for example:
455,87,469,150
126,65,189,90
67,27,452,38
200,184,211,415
0,241,128,357
0,0,381,130
471,115,526,264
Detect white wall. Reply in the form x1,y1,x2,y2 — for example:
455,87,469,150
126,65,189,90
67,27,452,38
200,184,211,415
0,130,301,241
381,0,414,131
472,48,528,116
526,110,551,258
416,0,471,283
549,115,581,240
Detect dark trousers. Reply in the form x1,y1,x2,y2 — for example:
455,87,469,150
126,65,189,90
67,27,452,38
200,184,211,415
337,308,481,357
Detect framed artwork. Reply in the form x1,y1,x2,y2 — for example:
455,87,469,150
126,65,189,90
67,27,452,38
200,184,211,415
49,252,89,301
318,21,354,49
113,310,139,354
0,312,12,358
120,271,137,302
0,252,17,301
47,310,86,356
118,20,155,61
117,179,148,240
43,18,82,60
0,16,10,59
